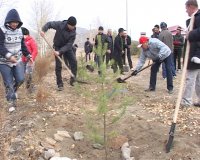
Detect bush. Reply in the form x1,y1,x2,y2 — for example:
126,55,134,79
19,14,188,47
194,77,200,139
130,40,141,56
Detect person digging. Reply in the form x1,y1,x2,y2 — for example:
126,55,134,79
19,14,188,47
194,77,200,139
133,36,174,94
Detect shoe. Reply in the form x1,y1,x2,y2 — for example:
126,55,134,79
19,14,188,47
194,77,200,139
168,90,173,94
173,75,176,79
57,85,64,91
8,101,16,113
145,88,155,92
193,102,200,107
70,77,76,86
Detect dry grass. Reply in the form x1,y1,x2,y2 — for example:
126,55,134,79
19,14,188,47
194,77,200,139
34,53,54,82
36,85,51,104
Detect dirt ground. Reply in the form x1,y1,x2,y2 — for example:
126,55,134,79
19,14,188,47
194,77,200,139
0,56,199,160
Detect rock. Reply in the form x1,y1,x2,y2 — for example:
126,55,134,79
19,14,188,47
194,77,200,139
73,132,84,141
9,138,26,154
44,149,56,160
45,137,57,146
121,142,135,160
50,157,71,160
92,143,104,150
54,134,64,142
57,131,71,138
40,141,54,150
38,157,45,160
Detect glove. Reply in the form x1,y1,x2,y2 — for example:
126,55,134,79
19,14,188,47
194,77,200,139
154,57,162,63
131,70,138,76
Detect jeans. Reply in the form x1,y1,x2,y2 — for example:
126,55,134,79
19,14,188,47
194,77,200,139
150,55,173,91
55,49,77,87
162,53,176,78
0,62,25,101
181,69,200,106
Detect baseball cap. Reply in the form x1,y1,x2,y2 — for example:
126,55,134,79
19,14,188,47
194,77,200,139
137,36,149,48
118,28,126,33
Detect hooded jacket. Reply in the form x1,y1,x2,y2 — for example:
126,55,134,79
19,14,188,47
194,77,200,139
186,9,200,70
42,20,76,54
0,9,31,66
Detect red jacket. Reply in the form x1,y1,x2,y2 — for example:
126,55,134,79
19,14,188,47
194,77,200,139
22,36,38,62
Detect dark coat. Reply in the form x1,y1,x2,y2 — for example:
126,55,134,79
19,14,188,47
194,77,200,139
114,34,124,58
187,9,200,70
173,33,184,50
42,20,76,54
84,40,92,54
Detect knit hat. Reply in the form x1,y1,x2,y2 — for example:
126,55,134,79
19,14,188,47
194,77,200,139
21,27,29,35
98,26,104,31
67,16,77,26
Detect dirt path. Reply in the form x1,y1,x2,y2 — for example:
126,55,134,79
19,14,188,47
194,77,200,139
0,57,199,160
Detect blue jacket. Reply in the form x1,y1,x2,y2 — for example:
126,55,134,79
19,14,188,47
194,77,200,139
135,38,171,71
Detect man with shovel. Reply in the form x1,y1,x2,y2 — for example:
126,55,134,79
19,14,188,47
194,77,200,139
40,16,77,90
181,0,200,107
133,36,173,94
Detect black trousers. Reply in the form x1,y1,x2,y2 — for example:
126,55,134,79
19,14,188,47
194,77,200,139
174,48,182,70
55,50,77,87
122,48,133,68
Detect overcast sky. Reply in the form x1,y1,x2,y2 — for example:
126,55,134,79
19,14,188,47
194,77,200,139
1,0,200,40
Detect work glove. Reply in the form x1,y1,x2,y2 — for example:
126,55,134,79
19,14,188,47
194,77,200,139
131,70,138,76
154,57,162,63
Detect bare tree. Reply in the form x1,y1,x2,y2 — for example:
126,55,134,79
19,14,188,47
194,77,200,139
29,0,60,56
0,0,18,24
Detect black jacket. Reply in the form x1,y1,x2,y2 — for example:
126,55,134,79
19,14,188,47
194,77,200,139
84,40,92,54
123,35,131,50
187,9,200,70
114,34,124,57
42,20,76,54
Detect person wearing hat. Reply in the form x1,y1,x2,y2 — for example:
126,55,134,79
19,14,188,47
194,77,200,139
21,27,38,92
40,16,77,90
112,28,126,74
159,22,176,79
132,36,173,94
173,26,184,72
93,26,111,75
0,9,32,112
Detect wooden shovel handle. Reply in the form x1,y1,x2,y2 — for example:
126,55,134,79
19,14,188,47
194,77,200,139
173,15,195,123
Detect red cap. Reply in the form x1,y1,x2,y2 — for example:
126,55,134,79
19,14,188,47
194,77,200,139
137,36,149,48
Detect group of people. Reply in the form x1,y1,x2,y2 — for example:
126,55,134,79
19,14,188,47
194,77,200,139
0,0,199,113
84,26,133,75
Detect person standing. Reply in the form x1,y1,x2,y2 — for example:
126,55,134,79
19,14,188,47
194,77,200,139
0,9,32,112
151,24,160,39
105,29,113,68
84,38,92,62
123,32,133,69
112,28,126,74
181,0,200,107
173,26,184,71
40,16,77,89
133,36,173,94
93,26,111,75
159,22,176,79
21,27,38,92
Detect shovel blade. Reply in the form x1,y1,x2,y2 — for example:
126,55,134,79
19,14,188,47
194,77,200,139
166,122,176,153
86,65,94,72
116,77,126,83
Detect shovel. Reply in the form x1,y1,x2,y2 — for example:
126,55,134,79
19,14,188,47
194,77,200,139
165,15,195,153
117,62,154,83
41,34,89,84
